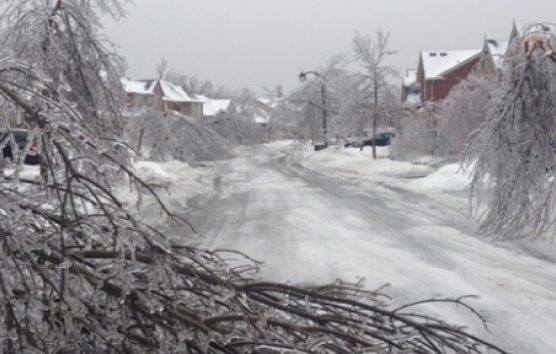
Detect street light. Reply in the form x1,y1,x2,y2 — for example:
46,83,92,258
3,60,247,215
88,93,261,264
299,70,328,148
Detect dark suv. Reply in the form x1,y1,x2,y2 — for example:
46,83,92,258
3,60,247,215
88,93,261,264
345,132,395,149
0,129,41,165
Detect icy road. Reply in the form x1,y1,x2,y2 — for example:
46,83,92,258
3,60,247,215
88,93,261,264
191,146,556,354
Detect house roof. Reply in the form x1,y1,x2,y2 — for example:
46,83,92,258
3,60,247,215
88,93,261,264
121,78,157,95
196,95,231,116
159,80,201,103
420,49,482,80
122,78,201,103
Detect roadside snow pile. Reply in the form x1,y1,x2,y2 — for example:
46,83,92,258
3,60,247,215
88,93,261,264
117,160,213,212
405,163,472,193
303,145,433,179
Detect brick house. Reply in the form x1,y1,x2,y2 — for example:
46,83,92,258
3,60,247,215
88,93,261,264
414,49,482,102
122,79,203,119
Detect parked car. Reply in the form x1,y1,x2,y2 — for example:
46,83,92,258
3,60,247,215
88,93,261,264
0,129,41,166
344,132,395,149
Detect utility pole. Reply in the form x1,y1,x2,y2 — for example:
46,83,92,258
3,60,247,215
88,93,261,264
321,82,328,147
299,70,328,148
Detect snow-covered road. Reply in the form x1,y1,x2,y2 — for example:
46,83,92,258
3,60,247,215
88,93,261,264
192,146,556,354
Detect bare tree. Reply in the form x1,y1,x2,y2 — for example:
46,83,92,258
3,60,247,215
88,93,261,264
352,30,398,159
0,1,511,353
292,56,346,144
465,23,556,239
156,58,170,80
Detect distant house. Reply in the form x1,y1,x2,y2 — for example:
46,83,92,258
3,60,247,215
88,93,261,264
254,98,281,127
122,79,203,119
402,21,556,104
224,96,277,128
122,79,160,108
196,95,232,117
414,49,482,102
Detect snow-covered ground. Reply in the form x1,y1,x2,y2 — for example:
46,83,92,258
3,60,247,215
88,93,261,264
2,164,41,180
188,141,556,354
298,143,463,189
297,143,477,214
116,160,215,228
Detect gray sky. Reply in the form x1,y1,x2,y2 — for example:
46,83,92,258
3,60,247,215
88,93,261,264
104,0,556,93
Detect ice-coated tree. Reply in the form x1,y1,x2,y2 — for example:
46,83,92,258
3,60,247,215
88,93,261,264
0,1,510,353
335,72,402,140
156,58,170,80
436,70,499,156
167,73,230,99
352,30,399,159
289,56,346,143
465,23,556,240
125,109,233,162
392,102,440,159
203,88,268,145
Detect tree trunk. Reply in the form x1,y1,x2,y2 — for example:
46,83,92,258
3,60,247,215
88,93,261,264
372,74,378,159
137,128,145,153
321,83,328,146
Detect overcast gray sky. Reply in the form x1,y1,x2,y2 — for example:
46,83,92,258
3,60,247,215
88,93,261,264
104,0,556,93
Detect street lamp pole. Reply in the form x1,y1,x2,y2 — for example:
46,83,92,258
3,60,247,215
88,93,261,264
299,70,327,147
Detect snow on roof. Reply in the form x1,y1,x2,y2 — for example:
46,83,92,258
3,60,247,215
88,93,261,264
121,78,157,95
421,49,482,80
122,78,201,103
485,38,509,69
258,98,283,109
159,80,201,103
196,95,231,116
254,114,270,124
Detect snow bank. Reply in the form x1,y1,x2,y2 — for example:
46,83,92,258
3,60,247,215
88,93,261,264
296,145,474,195
406,163,472,193
302,145,433,180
